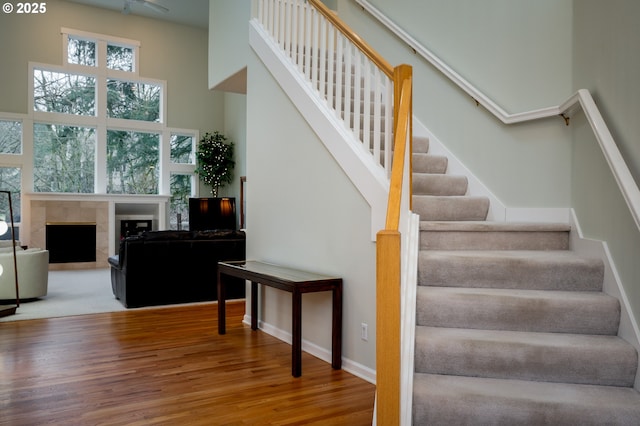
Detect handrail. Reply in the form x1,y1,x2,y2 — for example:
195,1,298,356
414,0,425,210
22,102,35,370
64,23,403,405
308,0,394,78
386,71,413,229
355,0,640,233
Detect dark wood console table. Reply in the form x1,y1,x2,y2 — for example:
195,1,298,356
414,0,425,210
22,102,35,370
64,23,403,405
217,260,342,377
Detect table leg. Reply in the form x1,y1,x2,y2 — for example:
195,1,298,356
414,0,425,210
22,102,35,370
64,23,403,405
217,271,226,335
251,281,258,331
332,283,343,370
292,289,302,377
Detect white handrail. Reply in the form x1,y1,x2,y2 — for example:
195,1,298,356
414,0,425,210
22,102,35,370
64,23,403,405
355,0,640,232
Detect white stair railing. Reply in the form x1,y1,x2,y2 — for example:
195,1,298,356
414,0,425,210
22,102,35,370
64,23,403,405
256,0,394,175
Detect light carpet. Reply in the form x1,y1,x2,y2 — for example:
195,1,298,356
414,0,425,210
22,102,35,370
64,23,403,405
0,268,126,322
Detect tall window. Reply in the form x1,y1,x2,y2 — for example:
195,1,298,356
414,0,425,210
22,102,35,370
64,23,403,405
33,123,95,193
168,133,196,229
0,120,22,233
25,28,197,201
107,130,159,194
0,120,22,155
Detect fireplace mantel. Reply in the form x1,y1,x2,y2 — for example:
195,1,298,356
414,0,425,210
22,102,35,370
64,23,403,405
23,193,170,270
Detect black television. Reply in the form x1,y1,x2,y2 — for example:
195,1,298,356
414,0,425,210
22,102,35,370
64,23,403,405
189,197,236,231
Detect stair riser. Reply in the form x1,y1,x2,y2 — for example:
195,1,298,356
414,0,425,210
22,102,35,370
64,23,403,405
412,196,489,221
414,374,640,426
414,327,638,387
413,174,468,196
419,252,604,291
414,136,429,152
413,153,447,174
416,286,621,335
420,229,570,250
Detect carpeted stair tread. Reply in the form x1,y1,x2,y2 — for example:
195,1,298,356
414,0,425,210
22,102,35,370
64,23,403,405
413,173,468,196
420,220,570,250
415,326,638,386
413,373,640,425
417,286,620,335
413,152,447,174
412,195,489,221
419,250,604,291
420,220,571,232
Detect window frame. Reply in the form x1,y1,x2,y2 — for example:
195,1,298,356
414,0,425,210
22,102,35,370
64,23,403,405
0,28,202,231
23,28,195,196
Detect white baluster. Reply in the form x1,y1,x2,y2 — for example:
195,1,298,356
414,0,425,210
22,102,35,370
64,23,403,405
362,59,372,151
384,79,393,175
334,34,344,122
326,26,335,109
372,68,382,167
353,51,362,142
343,43,353,130
318,16,327,100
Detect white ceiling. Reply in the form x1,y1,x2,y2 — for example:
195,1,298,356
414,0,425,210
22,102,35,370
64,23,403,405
66,0,209,29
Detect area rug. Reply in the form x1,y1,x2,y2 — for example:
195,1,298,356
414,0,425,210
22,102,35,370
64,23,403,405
0,268,126,322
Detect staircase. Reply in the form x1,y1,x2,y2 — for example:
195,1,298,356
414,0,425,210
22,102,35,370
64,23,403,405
250,3,640,422
410,136,640,424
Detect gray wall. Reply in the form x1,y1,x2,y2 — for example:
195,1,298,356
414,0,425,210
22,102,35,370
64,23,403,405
245,51,377,372
338,0,574,209
572,0,640,330
208,0,251,93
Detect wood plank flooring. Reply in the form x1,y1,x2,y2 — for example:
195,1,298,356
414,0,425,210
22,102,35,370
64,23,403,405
0,301,375,425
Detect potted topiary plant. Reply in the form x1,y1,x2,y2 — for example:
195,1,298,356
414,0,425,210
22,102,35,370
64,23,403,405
194,131,235,197
190,131,237,231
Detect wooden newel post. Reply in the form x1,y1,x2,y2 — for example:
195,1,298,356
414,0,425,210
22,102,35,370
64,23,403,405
376,229,401,425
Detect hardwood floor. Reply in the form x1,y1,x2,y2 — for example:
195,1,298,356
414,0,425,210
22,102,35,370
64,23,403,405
0,301,375,425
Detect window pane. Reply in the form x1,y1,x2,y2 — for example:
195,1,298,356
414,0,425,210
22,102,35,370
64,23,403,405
33,70,96,116
107,44,134,72
170,134,194,164
68,37,96,66
107,130,159,194
0,120,22,154
33,123,95,193
0,168,22,237
169,174,192,230
107,79,160,122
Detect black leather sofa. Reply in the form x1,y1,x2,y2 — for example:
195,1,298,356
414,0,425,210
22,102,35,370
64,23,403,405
108,229,246,308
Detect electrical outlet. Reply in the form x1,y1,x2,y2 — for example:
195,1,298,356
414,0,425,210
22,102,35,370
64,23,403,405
361,322,368,341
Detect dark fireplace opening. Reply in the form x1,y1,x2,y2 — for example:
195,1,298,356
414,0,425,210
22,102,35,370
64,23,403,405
46,222,97,263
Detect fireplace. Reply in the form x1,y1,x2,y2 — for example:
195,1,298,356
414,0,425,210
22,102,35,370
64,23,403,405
46,222,97,263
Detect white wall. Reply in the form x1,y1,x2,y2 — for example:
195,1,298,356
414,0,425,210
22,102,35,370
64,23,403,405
245,51,377,376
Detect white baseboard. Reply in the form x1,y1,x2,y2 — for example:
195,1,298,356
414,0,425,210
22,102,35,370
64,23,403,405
569,210,640,390
243,315,377,384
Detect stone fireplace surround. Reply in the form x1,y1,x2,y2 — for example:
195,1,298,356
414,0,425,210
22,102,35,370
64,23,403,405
24,193,169,271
